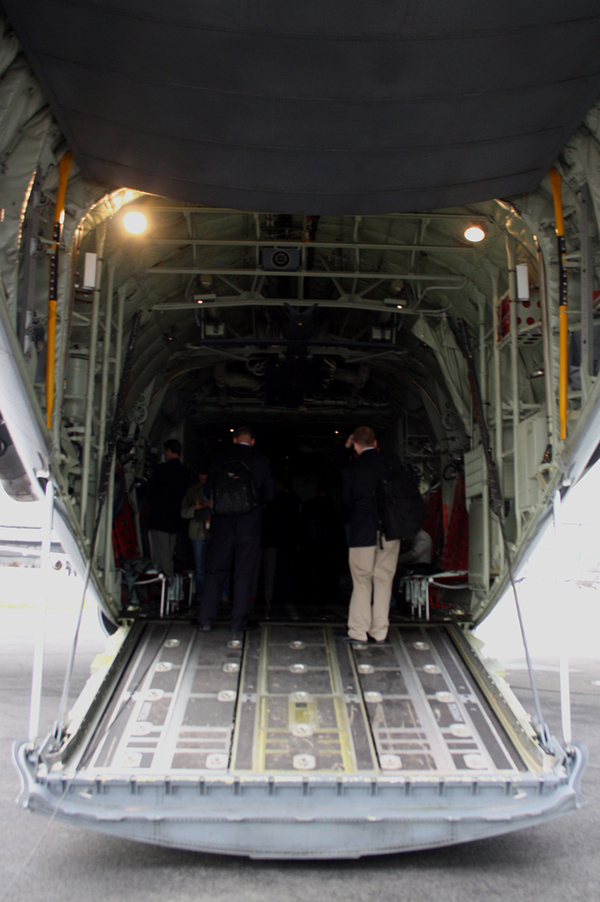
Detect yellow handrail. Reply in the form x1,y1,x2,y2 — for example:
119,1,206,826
45,151,72,430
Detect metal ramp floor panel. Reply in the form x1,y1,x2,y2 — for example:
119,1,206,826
77,622,526,778
16,620,586,857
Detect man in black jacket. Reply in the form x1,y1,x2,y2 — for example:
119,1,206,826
341,426,401,643
146,438,189,577
198,426,276,632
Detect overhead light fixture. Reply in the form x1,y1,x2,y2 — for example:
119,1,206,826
464,224,485,243
123,211,147,234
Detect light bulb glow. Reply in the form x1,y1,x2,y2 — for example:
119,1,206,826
464,225,485,242
123,211,147,234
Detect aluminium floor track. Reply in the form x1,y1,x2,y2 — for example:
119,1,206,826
78,622,526,777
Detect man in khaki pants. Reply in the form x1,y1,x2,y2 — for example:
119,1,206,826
340,426,401,643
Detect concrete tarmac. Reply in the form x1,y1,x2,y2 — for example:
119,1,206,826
1,604,599,902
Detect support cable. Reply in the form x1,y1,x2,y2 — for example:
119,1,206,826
52,310,143,743
7,616,171,897
553,490,572,748
0,779,69,902
454,317,553,753
77,621,174,770
28,480,54,744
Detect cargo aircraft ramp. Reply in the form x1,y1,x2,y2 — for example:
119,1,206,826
14,622,585,858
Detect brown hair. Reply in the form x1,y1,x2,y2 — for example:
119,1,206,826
352,425,376,448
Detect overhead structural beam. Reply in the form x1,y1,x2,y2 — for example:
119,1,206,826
137,238,477,252
183,338,409,351
134,207,493,222
150,293,458,313
146,267,466,280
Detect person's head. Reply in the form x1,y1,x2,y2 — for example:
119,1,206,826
164,438,182,460
232,426,255,446
198,460,209,484
351,425,377,452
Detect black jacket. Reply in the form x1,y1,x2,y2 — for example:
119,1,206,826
205,443,276,534
146,457,189,533
342,448,395,547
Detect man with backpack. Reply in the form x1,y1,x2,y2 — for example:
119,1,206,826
198,426,276,633
340,425,423,643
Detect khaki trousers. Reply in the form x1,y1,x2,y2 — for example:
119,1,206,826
347,535,400,641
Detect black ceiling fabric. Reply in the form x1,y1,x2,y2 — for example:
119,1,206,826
4,1,600,214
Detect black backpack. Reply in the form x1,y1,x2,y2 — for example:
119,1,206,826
376,460,425,542
211,457,257,515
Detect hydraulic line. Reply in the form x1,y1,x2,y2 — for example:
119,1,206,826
549,167,569,441
53,310,143,742
454,317,553,753
45,151,72,430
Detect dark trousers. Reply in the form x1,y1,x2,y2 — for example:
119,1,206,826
191,537,208,598
200,515,260,630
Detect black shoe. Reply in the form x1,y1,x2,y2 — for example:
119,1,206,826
194,621,212,632
334,633,366,644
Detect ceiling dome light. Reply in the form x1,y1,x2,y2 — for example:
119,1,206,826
123,211,147,234
464,224,485,242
